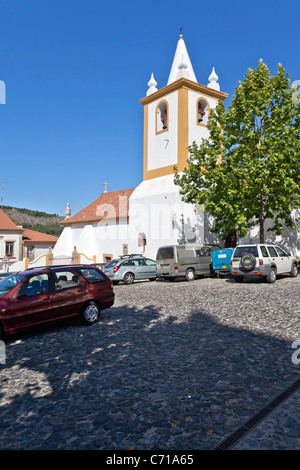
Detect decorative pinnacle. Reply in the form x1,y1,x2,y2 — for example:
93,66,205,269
146,73,158,96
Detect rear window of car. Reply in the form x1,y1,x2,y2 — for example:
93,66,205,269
77,268,106,283
105,260,119,268
234,246,259,257
157,247,174,260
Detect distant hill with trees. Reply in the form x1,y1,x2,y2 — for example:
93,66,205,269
2,206,64,237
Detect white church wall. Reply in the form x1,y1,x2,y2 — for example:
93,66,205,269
238,209,300,256
128,174,206,260
53,225,82,257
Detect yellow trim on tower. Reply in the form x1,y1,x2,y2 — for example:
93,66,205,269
177,86,189,173
143,103,149,181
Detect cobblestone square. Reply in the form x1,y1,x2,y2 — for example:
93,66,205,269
0,275,299,449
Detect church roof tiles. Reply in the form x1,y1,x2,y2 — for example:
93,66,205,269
61,188,135,226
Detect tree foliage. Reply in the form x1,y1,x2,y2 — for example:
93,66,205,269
174,60,300,242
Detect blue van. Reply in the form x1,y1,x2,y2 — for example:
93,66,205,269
212,248,235,277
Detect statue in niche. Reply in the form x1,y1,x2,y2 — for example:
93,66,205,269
198,102,206,123
161,109,167,129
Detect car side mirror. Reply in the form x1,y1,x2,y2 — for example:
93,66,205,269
16,292,27,300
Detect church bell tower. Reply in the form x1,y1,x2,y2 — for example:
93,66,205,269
140,34,228,181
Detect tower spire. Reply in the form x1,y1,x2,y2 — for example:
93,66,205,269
167,34,197,85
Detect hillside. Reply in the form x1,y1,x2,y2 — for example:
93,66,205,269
2,206,64,237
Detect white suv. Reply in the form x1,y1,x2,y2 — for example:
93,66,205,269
230,244,298,283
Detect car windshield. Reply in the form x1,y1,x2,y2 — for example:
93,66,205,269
0,274,26,298
105,260,119,268
157,247,174,260
234,246,259,257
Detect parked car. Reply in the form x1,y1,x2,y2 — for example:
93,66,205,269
0,265,114,339
89,262,106,272
230,244,298,283
104,254,156,284
156,243,221,281
212,248,235,277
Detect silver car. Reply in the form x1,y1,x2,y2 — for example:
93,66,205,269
104,255,156,285
230,244,298,283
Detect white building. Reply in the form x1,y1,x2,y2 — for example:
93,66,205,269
0,208,58,271
53,34,300,262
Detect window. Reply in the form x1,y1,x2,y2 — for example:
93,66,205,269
267,246,278,257
103,254,113,263
77,268,106,283
156,100,168,134
18,274,49,297
196,98,210,126
275,247,287,257
234,246,259,257
196,247,211,257
123,244,128,255
121,260,133,267
54,271,81,290
260,246,269,257
145,259,156,266
5,242,14,257
27,246,34,260
105,260,118,268
0,274,26,298
157,247,174,260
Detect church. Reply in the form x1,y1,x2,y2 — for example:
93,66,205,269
53,34,228,263
53,34,300,264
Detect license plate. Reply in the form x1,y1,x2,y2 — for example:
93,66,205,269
232,261,240,268
222,265,227,269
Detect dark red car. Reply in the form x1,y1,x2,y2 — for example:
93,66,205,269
0,265,115,339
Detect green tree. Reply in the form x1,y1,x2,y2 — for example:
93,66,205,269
174,60,300,243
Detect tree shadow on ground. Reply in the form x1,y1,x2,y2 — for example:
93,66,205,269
0,300,298,450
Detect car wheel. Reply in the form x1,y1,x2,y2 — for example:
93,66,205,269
80,301,100,325
123,272,135,285
266,268,276,284
233,276,243,283
0,324,3,341
185,269,195,282
290,263,298,278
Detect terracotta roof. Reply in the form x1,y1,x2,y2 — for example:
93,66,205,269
22,229,59,244
61,188,135,226
0,209,24,231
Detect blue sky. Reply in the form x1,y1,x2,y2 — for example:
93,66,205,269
0,0,299,216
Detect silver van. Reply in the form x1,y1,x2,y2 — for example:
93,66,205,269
156,244,221,281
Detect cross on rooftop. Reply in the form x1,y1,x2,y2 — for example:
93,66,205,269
103,181,108,193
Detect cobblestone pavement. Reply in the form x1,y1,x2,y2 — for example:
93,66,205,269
234,387,300,449
0,275,299,450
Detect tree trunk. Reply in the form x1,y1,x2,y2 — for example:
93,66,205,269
259,192,264,243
